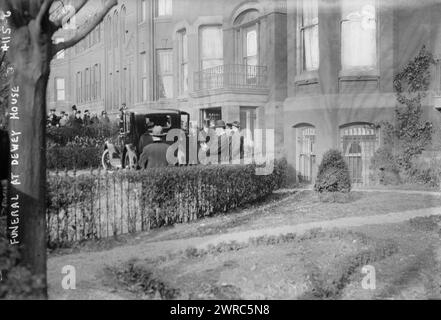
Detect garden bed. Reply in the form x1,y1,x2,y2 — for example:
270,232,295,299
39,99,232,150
107,218,441,300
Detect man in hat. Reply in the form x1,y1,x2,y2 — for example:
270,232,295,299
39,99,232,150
48,108,59,127
83,109,91,126
67,105,77,126
213,120,230,163
59,111,68,127
230,121,244,161
101,110,110,124
138,118,155,155
73,110,83,128
139,125,170,169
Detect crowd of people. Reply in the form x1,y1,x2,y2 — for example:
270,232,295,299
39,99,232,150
47,105,111,128
137,117,253,169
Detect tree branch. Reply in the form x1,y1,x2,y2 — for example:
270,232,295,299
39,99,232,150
36,0,55,29
52,0,117,55
51,0,89,28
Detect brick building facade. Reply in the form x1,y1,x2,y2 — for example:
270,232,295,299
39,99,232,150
47,0,441,185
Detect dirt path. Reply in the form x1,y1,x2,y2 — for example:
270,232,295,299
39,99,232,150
47,205,441,300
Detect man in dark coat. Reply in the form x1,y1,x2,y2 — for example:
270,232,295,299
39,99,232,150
139,126,170,169
83,110,91,126
137,119,155,155
0,129,10,216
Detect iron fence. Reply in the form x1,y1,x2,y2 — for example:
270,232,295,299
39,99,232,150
46,168,144,247
194,64,268,91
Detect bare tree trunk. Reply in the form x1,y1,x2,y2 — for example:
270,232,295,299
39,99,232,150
8,22,51,298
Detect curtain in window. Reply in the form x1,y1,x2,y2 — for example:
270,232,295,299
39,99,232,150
200,26,223,70
180,31,188,93
341,0,376,69
246,29,258,66
302,0,319,71
158,0,172,16
157,50,173,99
56,78,65,101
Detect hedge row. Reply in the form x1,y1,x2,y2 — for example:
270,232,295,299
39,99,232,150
139,160,287,228
46,145,101,170
46,160,287,246
46,122,119,146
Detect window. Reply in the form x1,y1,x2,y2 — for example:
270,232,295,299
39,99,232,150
55,37,65,59
97,23,101,43
296,125,316,182
200,26,223,70
92,67,96,100
142,78,148,102
114,71,119,108
156,0,172,17
179,30,188,93
121,6,126,44
85,68,90,101
140,52,148,101
234,10,260,82
300,0,319,71
55,78,65,101
341,0,377,69
113,11,119,48
96,64,101,99
108,73,113,108
244,27,258,67
340,123,379,185
156,49,173,99
141,0,147,22
76,71,82,103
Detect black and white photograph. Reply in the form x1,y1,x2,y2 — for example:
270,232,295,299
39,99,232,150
1,0,441,308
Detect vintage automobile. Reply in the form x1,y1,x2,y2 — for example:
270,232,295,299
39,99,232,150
101,109,190,170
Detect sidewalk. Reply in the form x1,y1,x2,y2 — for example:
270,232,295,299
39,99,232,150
278,187,441,197
47,204,441,300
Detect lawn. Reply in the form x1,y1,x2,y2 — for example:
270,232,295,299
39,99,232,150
107,216,441,300
49,190,441,256
141,190,441,243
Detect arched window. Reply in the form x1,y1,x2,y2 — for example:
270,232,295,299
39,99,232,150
234,9,260,84
340,123,379,185
234,9,259,67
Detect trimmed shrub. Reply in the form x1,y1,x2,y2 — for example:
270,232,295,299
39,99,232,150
314,150,351,193
46,122,119,147
46,145,101,170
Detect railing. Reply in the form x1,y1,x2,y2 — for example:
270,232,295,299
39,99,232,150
194,64,268,91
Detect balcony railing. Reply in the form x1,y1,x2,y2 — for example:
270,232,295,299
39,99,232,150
194,64,268,91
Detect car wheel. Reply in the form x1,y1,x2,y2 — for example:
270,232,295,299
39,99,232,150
102,149,114,171
124,153,138,170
